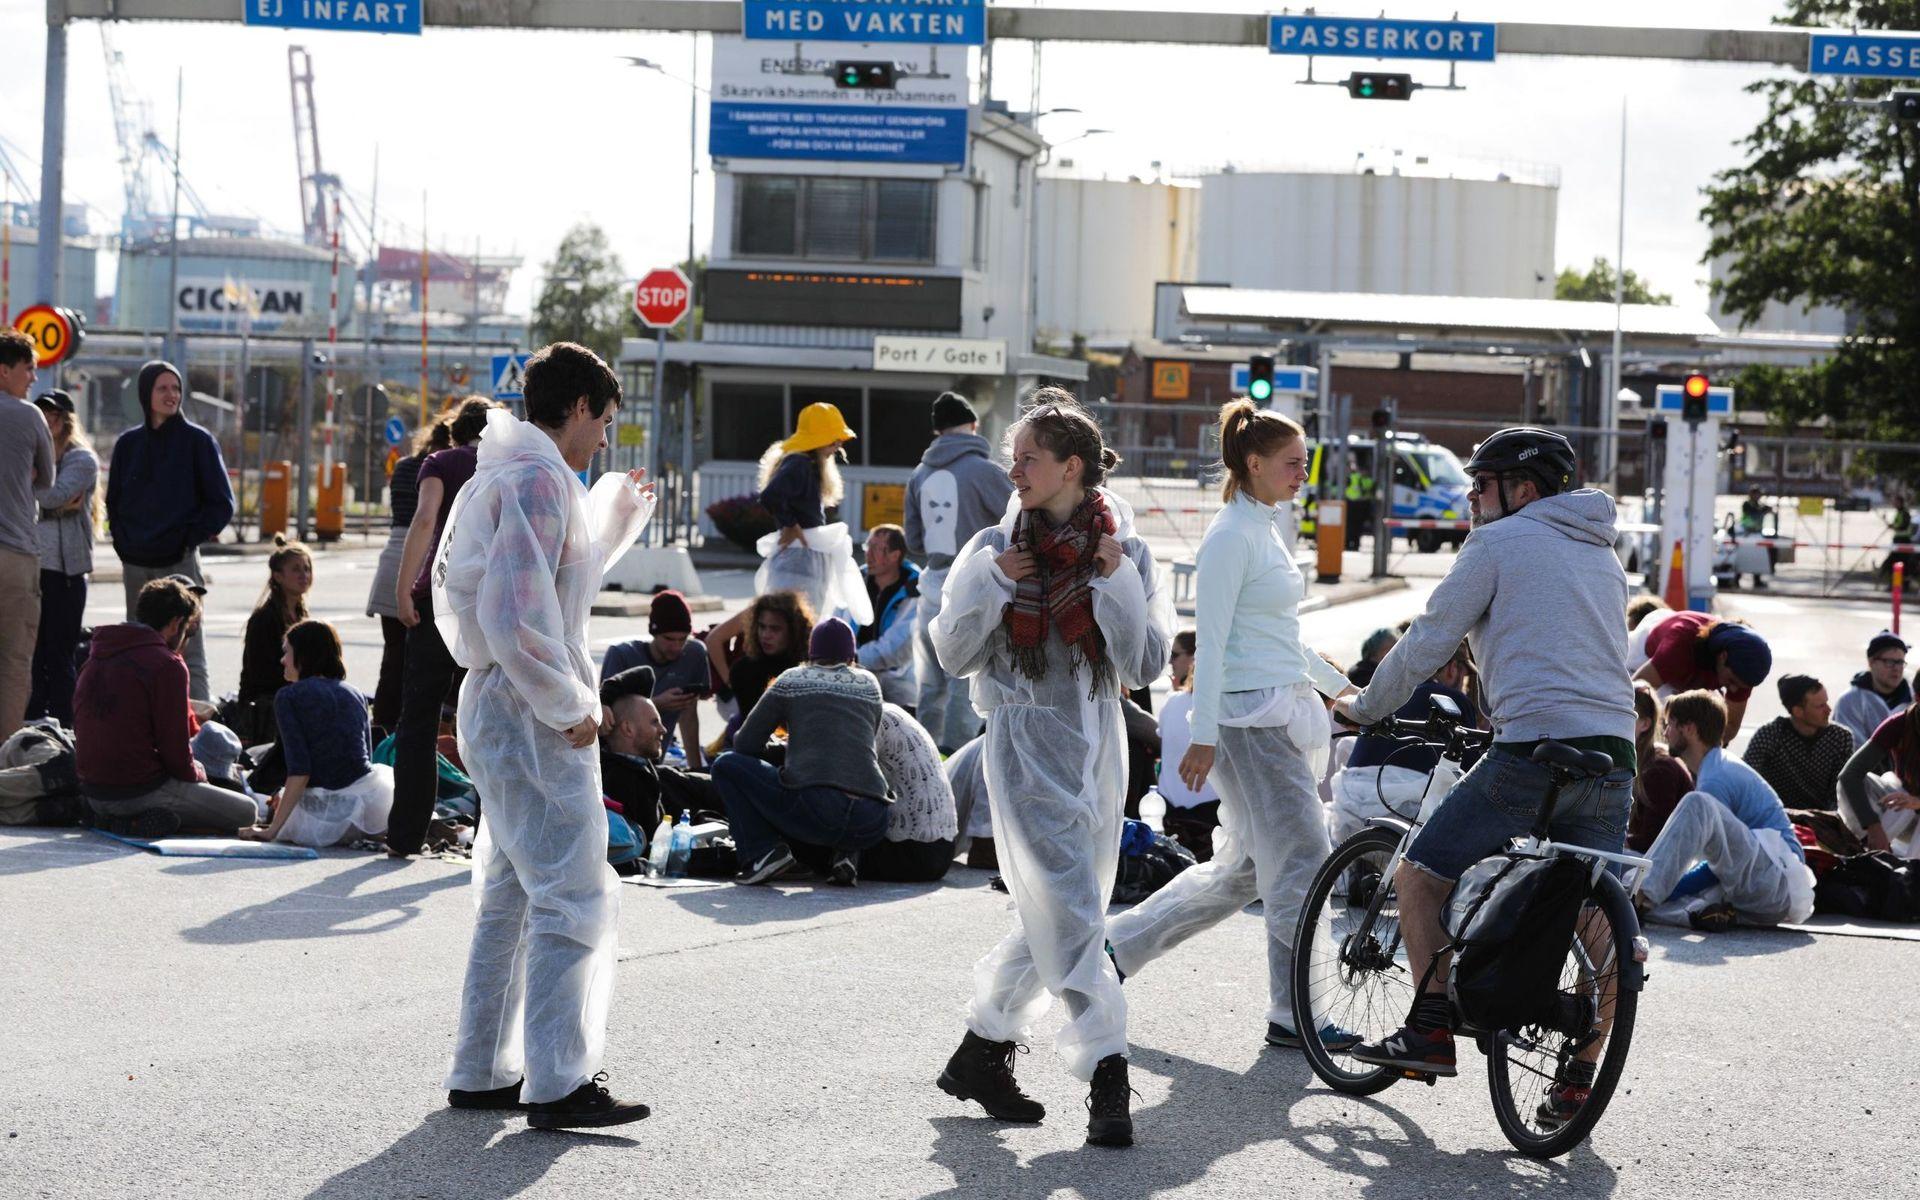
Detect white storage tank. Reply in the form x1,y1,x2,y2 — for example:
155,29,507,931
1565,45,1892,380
1196,157,1558,299
1034,174,1199,349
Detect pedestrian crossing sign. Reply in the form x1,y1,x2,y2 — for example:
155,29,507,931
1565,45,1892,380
492,352,532,399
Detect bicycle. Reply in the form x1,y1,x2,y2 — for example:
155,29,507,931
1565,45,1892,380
1291,696,1651,1159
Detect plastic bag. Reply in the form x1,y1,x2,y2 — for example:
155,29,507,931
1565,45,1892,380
754,522,874,627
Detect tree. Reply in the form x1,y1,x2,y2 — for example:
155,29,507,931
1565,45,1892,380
1701,0,1920,457
1553,257,1672,306
530,223,627,364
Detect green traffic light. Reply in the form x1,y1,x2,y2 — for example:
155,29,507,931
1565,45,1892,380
1249,379,1273,401
1358,78,1375,97
842,67,862,85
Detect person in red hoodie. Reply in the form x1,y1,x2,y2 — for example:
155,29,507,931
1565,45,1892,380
74,577,257,838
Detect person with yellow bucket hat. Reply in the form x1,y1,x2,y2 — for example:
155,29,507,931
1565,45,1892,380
754,404,873,627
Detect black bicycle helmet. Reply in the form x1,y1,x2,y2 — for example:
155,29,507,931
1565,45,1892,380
1463,426,1578,496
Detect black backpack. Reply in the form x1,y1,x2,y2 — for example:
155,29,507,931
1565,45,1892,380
1443,854,1591,1034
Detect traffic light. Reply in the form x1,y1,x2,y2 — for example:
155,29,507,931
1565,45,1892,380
832,61,898,89
1370,407,1391,431
1681,372,1710,424
1248,355,1275,402
1346,72,1412,101
1895,91,1920,121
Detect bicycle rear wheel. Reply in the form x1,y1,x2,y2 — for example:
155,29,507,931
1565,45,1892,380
1291,825,1414,1096
1485,871,1643,1158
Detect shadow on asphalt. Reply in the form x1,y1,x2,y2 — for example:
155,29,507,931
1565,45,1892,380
179,855,466,944
0,828,137,876
920,1044,1619,1199
660,868,993,927
303,1109,641,1200
1644,925,1817,968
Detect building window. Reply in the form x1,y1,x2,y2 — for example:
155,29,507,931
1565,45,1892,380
867,389,939,468
734,176,936,264
710,382,787,462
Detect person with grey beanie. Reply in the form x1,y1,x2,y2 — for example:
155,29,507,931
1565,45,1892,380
105,360,234,702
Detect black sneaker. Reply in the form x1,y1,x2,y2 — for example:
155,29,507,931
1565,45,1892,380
1349,1025,1458,1077
1534,1059,1598,1129
937,1031,1045,1122
1689,902,1738,933
739,844,800,885
1085,1054,1134,1147
447,1080,526,1110
827,851,859,887
525,1072,651,1130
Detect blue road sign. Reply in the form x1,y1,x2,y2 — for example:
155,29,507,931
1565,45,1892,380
1268,15,1497,62
384,416,407,446
243,0,421,35
1654,384,1735,416
1232,363,1320,395
743,0,985,45
1809,33,1920,79
492,353,532,400
708,103,968,164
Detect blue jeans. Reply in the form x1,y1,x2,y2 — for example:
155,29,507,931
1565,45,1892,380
711,752,889,864
1406,748,1632,881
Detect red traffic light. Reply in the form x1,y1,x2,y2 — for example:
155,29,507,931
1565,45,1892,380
1683,373,1710,399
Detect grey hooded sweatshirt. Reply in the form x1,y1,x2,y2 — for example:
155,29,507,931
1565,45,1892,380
903,432,1015,573
1351,489,1635,745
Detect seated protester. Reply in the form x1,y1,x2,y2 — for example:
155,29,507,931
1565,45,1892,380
1833,631,1911,747
1836,705,1920,857
711,618,890,887
1625,595,1669,632
1345,626,1399,689
73,578,257,837
599,665,723,835
856,524,920,712
230,536,314,744
709,590,812,749
600,589,711,767
1742,674,1853,813
1155,630,1221,861
240,620,392,847
1626,682,1693,853
1629,608,1771,744
946,734,995,870
1328,641,1482,843
858,703,958,883
1635,689,1815,931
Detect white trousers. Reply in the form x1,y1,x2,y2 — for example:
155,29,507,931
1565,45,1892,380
1641,791,1815,927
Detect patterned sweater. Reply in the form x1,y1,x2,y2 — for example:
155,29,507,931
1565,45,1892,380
1741,717,1852,812
734,662,891,801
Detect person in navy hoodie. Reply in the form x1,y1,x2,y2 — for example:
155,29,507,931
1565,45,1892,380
106,361,234,702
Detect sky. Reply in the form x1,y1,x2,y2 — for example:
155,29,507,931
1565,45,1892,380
0,0,1798,316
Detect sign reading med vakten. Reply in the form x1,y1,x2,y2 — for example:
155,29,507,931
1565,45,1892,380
743,0,985,46
1268,15,1497,62
244,0,421,34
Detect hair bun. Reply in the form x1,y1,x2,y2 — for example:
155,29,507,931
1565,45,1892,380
1101,447,1121,470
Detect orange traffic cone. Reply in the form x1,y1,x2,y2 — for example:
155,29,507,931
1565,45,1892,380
1663,538,1688,612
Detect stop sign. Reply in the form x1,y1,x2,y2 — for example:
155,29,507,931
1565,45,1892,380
633,267,692,329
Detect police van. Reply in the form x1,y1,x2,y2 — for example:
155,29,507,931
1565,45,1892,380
1298,432,1473,552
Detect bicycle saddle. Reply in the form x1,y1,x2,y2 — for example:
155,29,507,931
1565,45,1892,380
1530,740,1614,777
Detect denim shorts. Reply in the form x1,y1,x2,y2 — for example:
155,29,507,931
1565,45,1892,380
1404,748,1633,881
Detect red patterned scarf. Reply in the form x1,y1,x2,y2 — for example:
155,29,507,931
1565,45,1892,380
1004,490,1116,693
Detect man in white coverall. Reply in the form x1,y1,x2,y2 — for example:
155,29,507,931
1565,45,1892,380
432,342,656,1130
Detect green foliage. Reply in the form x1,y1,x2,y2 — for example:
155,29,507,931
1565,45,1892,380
1553,257,1672,306
530,223,628,365
1702,0,1920,449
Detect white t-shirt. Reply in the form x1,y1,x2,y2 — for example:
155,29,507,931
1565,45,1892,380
1156,691,1220,809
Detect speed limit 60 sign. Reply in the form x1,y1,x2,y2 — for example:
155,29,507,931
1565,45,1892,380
13,305,85,367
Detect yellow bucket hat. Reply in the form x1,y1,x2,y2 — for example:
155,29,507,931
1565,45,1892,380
783,402,858,454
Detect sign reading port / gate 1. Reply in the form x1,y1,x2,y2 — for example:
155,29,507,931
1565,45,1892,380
1231,363,1320,395
743,0,985,45
244,0,421,35
1809,33,1920,78
1267,15,1498,62
491,353,531,400
709,36,970,164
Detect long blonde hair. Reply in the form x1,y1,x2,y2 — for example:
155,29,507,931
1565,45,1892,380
757,442,846,508
46,406,104,530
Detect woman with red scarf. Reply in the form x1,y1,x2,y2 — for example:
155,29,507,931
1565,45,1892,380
929,390,1171,1149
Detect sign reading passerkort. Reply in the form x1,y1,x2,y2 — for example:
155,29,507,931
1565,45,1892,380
708,36,971,165
1267,15,1497,62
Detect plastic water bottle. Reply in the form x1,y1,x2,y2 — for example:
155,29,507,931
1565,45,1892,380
666,809,694,878
1138,789,1166,833
647,812,674,877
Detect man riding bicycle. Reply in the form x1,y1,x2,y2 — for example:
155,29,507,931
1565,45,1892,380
1332,427,1636,1112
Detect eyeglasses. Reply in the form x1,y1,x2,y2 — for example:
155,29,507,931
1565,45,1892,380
1468,473,1504,496
1872,656,1908,668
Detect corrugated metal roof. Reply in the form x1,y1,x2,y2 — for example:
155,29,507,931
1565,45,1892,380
1179,287,1722,341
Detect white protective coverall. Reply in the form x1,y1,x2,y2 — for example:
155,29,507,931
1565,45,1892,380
932,489,1171,1081
432,408,655,1104
753,522,874,628
1640,790,1816,927
1327,758,1462,844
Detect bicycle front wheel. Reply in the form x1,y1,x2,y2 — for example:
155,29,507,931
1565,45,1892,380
1485,871,1643,1158
1292,825,1414,1096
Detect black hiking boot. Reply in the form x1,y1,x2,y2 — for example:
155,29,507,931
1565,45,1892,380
525,1072,651,1130
1085,1054,1134,1147
447,1079,526,1110
937,1031,1045,1122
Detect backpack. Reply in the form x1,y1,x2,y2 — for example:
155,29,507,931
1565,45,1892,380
1443,854,1591,1034
606,805,643,876
1111,820,1198,905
